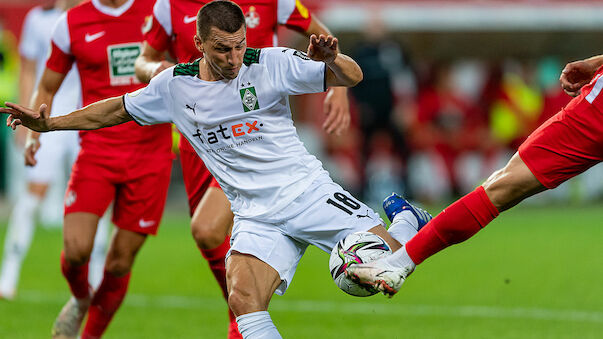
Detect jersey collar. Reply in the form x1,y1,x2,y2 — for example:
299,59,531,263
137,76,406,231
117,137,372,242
91,0,135,17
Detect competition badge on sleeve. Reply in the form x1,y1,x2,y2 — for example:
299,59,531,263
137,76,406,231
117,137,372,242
107,43,142,86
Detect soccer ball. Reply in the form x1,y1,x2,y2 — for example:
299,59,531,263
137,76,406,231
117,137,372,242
329,231,392,297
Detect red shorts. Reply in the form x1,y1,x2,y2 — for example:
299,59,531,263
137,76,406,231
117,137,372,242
64,151,172,235
179,136,221,216
518,96,603,189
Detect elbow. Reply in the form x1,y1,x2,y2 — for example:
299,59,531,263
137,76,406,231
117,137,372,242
350,67,363,87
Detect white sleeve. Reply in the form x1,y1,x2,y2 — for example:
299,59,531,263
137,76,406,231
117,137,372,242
51,13,71,55
153,0,172,36
123,67,174,125
276,0,296,24
19,7,42,60
260,47,326,96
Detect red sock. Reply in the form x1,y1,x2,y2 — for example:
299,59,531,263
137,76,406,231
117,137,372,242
200,236,235,324
406,186,499,264
81,271,131,339
60,251,90,299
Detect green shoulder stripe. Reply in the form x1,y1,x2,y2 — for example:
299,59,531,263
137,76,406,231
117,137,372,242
173,59,200,77
243,48,261,66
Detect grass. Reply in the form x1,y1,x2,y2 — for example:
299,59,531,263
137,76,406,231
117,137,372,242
0,204,602,338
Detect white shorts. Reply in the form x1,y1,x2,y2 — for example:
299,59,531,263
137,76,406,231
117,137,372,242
228,173,385,295
26,130,80,183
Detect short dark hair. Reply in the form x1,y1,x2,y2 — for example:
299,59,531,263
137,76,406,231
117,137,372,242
196,1,246,40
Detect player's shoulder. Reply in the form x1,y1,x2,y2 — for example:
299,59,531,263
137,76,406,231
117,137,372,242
173,59,200,77
257,47,311,64
24,5,44,20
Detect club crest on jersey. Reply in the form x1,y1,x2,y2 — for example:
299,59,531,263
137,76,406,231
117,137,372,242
107,43,142,86
240,87,259,112
245,6,260,29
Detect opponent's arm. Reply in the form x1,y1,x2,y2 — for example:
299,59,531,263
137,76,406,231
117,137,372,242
22,68,66,165
135,41,175,83
3,96,130,133
15,57,36,146
304,17,349,135
560,55,603,97
307,34,362,88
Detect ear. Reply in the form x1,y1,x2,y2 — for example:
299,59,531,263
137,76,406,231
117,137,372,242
193,35,204,54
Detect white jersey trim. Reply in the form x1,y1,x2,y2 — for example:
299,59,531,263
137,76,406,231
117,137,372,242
153,0,172,36
51,13,71,55
277,0,297,25
91,0,135,17
585,74,603,104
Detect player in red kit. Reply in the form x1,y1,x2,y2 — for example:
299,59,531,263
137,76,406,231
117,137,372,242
134,0,351,337
347,55,603,297
30,0,173,338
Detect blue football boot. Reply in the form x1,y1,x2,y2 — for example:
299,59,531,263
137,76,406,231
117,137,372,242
382,193,433,230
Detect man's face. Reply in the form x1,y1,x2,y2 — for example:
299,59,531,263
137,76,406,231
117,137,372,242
197,25,246,80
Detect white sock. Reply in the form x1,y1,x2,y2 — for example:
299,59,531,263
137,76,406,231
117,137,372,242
0,191,41,296
236,311,282,339
381,245,416,270
89,213,111,289
387,210,419,245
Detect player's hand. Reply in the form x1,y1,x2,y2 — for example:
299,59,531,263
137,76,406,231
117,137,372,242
1,102,50,132
560,60,598,97
323,87,350,136
151,60,175,79
307,34,338,64
24,136,40,166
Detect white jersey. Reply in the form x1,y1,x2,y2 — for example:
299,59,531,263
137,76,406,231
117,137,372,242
125,47,327,220
19,6,81,117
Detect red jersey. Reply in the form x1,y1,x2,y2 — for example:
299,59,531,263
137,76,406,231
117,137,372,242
144,0,312,63
46,0,171,156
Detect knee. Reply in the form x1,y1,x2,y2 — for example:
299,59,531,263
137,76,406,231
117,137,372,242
103,249,135,276
63,236,93,266
191,220,227,250
228,284,262,317
482,166,532,211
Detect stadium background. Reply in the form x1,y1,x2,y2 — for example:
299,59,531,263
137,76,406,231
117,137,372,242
0,0,602,338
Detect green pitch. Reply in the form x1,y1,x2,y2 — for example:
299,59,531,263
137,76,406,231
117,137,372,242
1,205,602,338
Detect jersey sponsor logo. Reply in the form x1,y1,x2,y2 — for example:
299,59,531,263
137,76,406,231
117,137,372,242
85,31,105,43
240,86,260,112
107,43,142,86
184,15,197,24
138,219,156,228
245,6,260,29
192,120,264,145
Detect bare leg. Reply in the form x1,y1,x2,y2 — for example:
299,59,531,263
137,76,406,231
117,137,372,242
227,253,282,339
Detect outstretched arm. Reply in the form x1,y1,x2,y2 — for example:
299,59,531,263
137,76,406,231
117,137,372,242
2,96,131,132
307,34,363,88
560,55,603,97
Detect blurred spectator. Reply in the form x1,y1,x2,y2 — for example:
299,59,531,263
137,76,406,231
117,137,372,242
349,16,410,204
406,61,495,202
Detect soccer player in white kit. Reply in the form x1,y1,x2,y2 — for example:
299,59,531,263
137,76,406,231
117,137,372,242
2,2,422,337
0,0,109,299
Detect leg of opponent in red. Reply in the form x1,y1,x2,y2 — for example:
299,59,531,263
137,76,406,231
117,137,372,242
53,152,171,339
347,65,603,296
